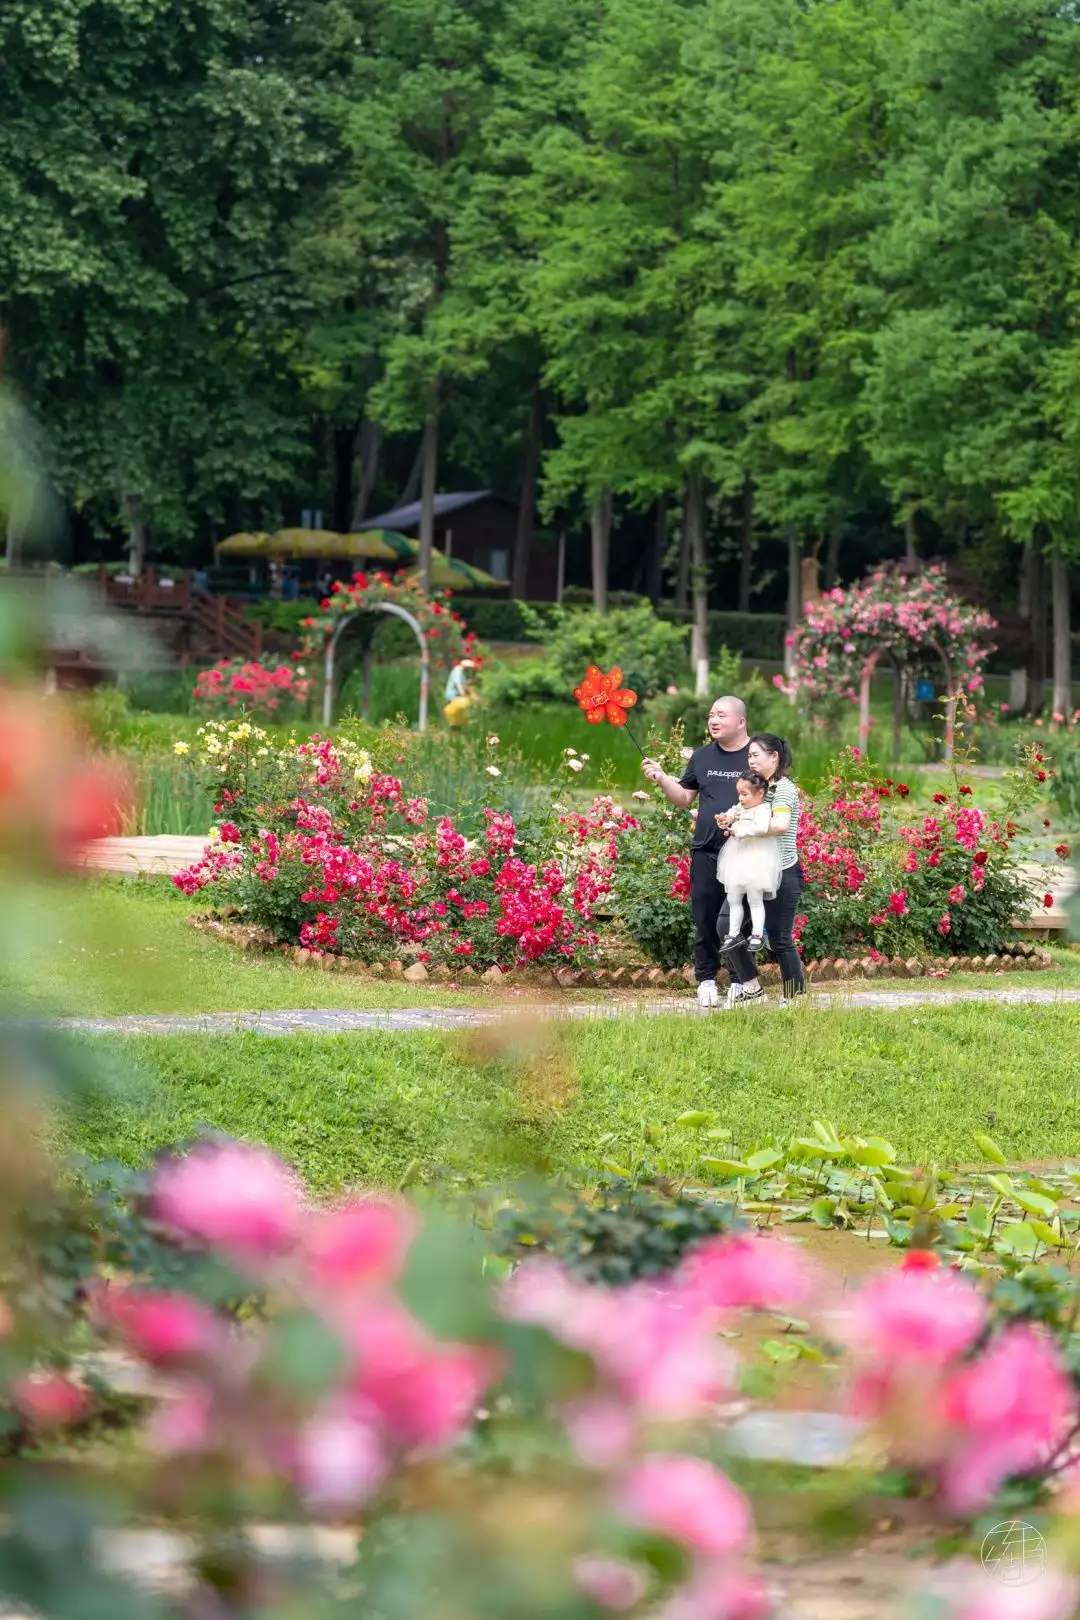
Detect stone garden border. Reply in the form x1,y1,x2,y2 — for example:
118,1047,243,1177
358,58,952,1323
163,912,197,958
189,916,1053,989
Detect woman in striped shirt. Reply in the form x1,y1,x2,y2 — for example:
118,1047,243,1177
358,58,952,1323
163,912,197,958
715,732,805,1004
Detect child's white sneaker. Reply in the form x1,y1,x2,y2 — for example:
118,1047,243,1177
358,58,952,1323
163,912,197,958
727,982,767,1009
697,979,720,1009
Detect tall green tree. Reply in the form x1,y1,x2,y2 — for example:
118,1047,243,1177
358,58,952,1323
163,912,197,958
0,0,312,562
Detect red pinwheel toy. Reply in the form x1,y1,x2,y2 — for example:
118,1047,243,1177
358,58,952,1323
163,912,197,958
573,665,643,753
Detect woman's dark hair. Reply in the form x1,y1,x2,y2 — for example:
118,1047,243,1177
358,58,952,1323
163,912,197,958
736,771,769,794
747,732,792,779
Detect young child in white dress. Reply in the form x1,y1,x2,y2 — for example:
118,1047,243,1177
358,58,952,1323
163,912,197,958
715,772,782,955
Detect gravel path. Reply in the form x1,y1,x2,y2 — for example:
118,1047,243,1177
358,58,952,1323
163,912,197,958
23,984,1080,1037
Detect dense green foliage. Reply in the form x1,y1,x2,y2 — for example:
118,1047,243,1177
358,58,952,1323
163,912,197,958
2,0,1079,668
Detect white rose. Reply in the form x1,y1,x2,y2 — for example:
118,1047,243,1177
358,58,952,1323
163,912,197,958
486,765,501,777
488,735,500,747
566,758,584,773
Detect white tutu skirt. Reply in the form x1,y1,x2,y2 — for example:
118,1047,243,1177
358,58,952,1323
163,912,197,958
716,834,782,899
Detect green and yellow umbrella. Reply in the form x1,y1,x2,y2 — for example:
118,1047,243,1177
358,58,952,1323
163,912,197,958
218,528,421,562
406,550,508,589
215,531,271,557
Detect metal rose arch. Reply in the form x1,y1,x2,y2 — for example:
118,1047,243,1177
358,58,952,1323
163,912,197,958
299,571,477,730
778,567,996,761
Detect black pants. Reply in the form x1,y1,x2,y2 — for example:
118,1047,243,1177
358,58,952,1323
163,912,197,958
690,847,748,984
722,863,806,996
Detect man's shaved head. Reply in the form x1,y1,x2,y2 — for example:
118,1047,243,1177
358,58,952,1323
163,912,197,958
714,695,746,723
707,695,749,747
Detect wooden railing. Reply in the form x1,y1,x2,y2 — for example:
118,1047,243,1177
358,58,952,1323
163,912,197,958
188,589,262,662
96,566,261,663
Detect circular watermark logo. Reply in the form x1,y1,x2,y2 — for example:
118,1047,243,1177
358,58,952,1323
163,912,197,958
980,1521,1047,1587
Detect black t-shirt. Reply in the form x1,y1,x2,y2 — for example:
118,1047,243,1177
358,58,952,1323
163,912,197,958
679,741,751,851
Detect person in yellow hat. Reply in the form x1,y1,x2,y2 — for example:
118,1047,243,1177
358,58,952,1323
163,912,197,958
443,658,477,727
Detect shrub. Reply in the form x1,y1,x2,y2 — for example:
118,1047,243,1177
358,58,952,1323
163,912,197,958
796,745,1048,960
482,605,688,707
491,1174,742,1285
174,721,641,969
193,656,315,716
658,608,787,661
613,802,696,969
243,597,323,635
450,597,560,643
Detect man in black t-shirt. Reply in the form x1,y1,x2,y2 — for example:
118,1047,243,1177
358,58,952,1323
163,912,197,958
642,695,752,1008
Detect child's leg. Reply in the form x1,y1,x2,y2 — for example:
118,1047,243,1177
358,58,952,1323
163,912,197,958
723,885,747,939
746,888,766,938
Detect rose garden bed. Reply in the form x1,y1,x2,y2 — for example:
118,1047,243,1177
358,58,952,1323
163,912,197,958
189,912,1054,987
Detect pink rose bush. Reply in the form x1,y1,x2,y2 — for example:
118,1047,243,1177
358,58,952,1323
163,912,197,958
299,569,477,673
194,656,315,715
174,722,640,969
778,566,995,718
82,1145,841,1617
834,1262,1078,1515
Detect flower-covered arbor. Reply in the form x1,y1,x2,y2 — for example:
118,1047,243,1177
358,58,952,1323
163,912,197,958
779,567,996,758
300,572,477,729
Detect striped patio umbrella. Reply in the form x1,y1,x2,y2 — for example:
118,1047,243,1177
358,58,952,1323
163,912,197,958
215,532,271,557
407,550,508,589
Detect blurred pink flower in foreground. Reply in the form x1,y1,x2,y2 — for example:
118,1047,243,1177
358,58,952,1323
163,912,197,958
502,1260,730,1421
838,1265,986,1370
923,1561,1079,1620
293,1401,388,1508
678,1233,814,1315
658,1563,772,1620
940,1325,1076,1513
338,1299,493,1450
306,1197,413,1290
572,1555,647,1611
153,1142,299,1265
14,1372,89,1428
616,1453,753,1557
108,1288,221,1364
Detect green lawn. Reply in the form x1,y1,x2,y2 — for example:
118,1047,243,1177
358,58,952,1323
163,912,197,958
59,1001,1080,1194
6,880,485,1015
9,877,1080,1017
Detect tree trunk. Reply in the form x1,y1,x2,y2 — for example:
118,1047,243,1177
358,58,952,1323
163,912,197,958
675,506,689,612
591,489,612,614
332,423,356,533
1029,544,1047,716
418,409,439,594
1051,551,1072,725
784,525,801,692
123,493,148,577
511,383,542,599
904,510,917,567
351,417,383,528
891,658,904,762
1010,540,1034,715
647,496,665,606
686,467,709,697
824,506,843,591
737,479,754,612
397,437,425,508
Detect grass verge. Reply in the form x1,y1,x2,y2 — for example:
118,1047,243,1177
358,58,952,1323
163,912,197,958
59,1001,1080,1194
11,878,1080,1016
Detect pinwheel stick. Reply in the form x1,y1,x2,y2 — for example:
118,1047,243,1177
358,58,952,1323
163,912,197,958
572,665,645,755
